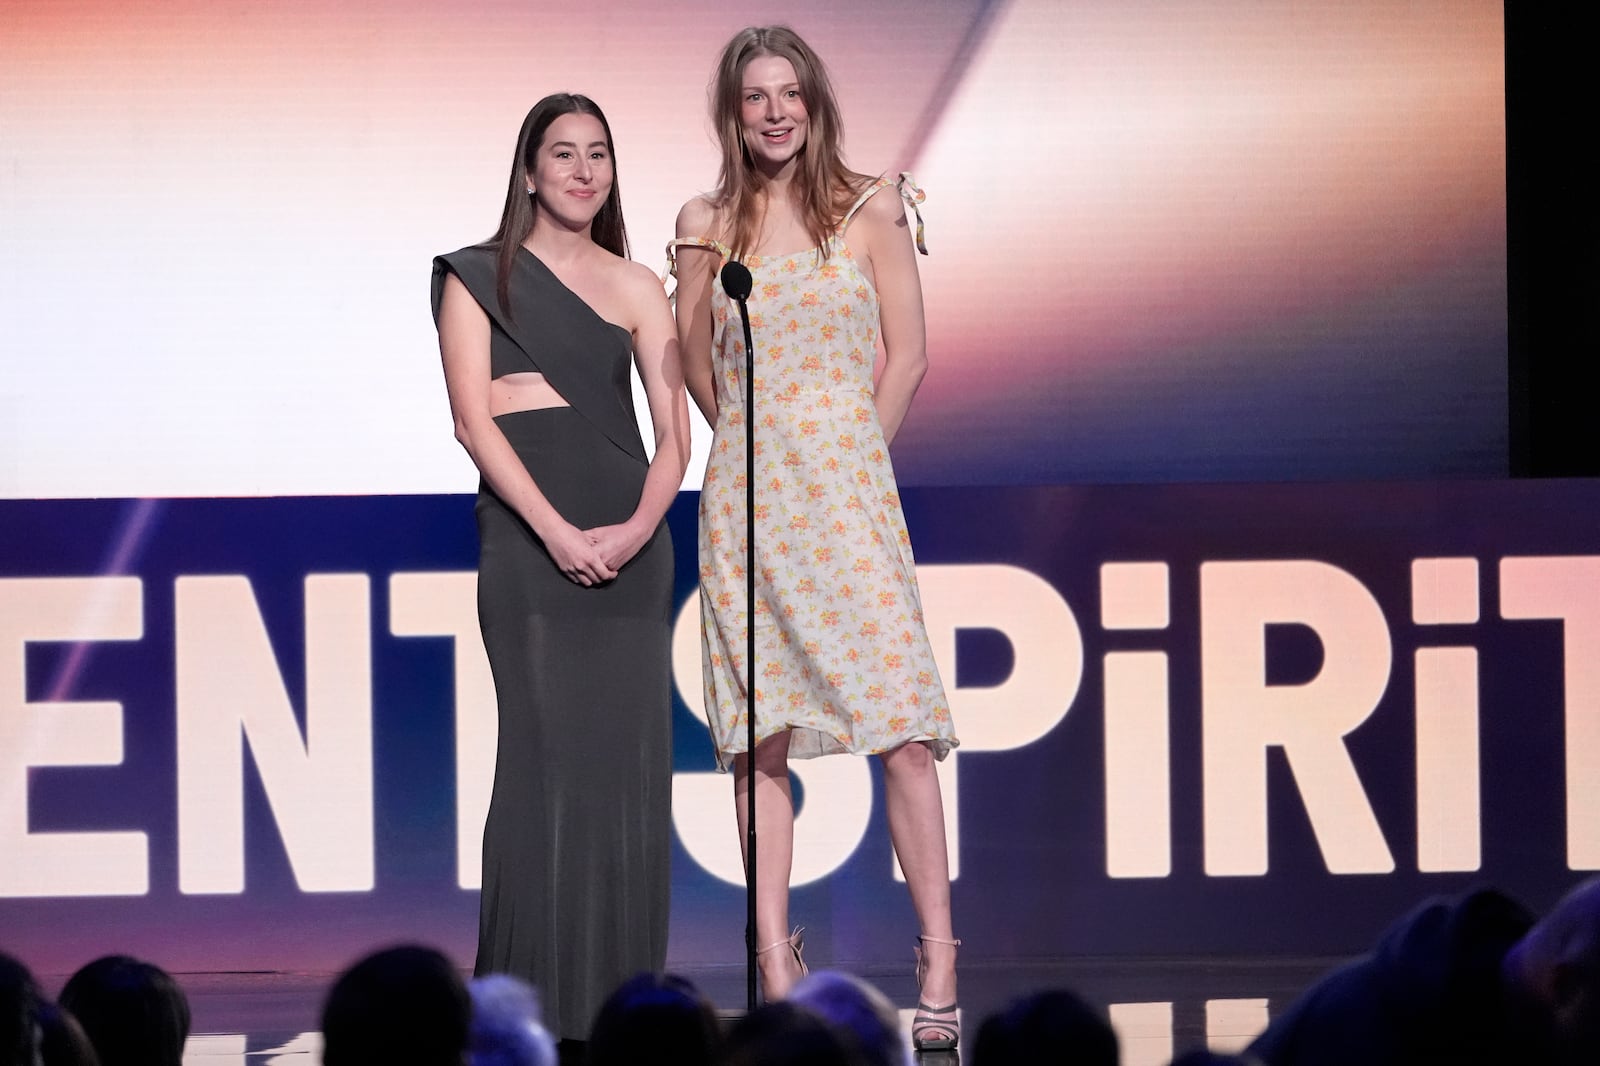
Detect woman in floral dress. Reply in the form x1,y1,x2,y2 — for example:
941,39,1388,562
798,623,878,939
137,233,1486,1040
668,24,962,1051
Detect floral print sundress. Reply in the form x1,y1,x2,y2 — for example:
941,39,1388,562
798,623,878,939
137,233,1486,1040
670,175,958,770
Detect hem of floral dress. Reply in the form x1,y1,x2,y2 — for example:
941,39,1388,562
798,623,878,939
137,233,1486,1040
711,726,959,773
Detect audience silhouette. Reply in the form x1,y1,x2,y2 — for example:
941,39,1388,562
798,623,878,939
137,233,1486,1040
721,1001,869,1066
58,956,187,1066
2,953,40,1066
1250,878,1600,1066
468,975,555,1066
789,970,908,1066
971,988,1118,1066
13,880,1600,1066
586,972,720,1066
320,945,470,1066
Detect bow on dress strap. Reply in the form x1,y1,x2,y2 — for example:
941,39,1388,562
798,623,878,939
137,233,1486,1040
896,172,929,255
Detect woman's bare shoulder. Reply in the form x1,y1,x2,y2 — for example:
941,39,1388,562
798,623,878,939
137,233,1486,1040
856,178,907,222
587,249,665,302
614,255,670,297
676,194,723,238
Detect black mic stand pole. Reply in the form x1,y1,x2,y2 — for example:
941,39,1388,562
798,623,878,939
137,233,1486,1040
721,260,758,1013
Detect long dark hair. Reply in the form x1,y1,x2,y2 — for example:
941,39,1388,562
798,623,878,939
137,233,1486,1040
487,93,629,316
710,26,862,260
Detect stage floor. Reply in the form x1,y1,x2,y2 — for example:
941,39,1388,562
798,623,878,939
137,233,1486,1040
37,955,1342,1066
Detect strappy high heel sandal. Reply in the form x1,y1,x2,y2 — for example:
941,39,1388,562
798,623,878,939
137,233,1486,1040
912,934,961,1052
755,926,808,1001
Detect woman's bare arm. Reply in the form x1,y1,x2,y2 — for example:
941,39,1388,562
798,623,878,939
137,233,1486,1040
437,272,616,585
673,196,722,426
857,187,928,445
583,260,693,570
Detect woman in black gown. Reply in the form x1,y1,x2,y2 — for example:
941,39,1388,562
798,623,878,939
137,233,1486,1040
430,93,690,1045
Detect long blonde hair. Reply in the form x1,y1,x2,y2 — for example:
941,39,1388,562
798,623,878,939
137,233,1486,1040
709,26,864,259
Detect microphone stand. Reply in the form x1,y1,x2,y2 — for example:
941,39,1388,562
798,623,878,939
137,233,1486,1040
720,260,758,1013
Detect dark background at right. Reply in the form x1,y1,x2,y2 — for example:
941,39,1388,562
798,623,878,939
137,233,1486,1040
1506,4,1597,477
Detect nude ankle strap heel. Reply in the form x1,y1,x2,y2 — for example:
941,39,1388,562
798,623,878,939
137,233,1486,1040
913,934,961,1051
755,926,808,1001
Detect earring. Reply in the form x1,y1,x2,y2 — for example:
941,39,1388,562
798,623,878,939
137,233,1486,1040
526,186,535,195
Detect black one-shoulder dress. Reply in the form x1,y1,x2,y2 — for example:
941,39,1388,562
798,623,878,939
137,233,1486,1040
431,245,673,1040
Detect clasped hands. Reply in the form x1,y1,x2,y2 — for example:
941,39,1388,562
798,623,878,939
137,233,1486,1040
546,519,650,587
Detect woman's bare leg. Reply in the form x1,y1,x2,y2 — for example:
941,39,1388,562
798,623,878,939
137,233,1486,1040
732,731,803,998
879,740,957,1007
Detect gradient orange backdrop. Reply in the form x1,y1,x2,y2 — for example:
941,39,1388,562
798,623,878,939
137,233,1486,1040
0,0,1503,495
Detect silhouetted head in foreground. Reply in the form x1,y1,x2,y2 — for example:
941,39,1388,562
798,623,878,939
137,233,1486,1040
586,972,720,1066
971,988,1118,1066
321,945,470,1066
789,970,906,1066
467,975,554,1066
59,956,188,1066
1503,875,1600,1064
721,1001,867,1066
2,952,41,1066
34,1002,99,1066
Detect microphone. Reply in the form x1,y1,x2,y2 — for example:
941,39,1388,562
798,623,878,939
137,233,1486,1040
719,253,759,1012
720,260,753,302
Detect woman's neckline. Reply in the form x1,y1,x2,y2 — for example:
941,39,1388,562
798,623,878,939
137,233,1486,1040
736,174,889,261
514,245,631,340
742,234,843,264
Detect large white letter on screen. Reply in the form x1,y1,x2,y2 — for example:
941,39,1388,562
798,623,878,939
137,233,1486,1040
1201,561,1394,875
1100,562,1172,878
914,564,1085,880
388,571,497,889
1411,557,1482,873
0,577,147,897
1501,556,1600,869
176,574,374,893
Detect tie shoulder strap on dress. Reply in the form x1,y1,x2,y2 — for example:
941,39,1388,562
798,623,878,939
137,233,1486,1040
839,173,929,255
662,236,734,303
663,236,733,279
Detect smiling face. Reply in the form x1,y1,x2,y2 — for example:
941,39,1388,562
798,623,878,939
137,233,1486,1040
738,53,809,176
527,111,614,234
